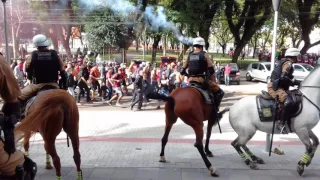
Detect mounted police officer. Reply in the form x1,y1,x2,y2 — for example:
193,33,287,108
19,34,67,104
180,37,225,117
0,54,37,179
267,47,301,134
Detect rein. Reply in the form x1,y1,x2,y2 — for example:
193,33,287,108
299,86,320,112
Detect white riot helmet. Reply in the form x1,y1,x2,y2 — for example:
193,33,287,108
285,48,300,57
33,34,50,47
193,37,205,46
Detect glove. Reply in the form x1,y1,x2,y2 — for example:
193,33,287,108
180,68,187,76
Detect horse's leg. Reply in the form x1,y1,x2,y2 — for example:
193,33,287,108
306,130,319,167
44,141,62,179
159,115,177,163
63,127,83,180
296,130,313,176
193,126,219,177
231,136,258,170
204,120,214,157
242,145,265,164
45,152,53,170
23,132,31,157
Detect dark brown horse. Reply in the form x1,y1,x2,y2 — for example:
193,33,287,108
148,87,229,177
15,89,82,180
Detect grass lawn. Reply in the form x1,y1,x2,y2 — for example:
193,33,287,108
98,51,258,69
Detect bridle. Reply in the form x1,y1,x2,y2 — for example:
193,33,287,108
299,85,320,112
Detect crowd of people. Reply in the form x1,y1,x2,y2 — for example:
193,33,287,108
8,54,192,110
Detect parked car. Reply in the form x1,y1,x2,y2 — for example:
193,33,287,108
246,62,272,83
219,63,241,85
292,63,314,82
246,62,314,83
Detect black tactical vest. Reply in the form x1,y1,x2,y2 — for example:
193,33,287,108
30,50,60,84
187,51,207,76
270,59,294,90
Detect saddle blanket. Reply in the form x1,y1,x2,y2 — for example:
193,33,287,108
188,83,212,104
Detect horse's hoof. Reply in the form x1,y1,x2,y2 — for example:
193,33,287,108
209,167,219,177
306,159,312,167
297,164,304,176
206,151,214,157
45,163,53,170
255,158,265,164
249,162,259,170
159,156,167,163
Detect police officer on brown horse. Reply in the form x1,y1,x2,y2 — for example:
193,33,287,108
19,34,67,106
180,37,224,117
267,47,301,134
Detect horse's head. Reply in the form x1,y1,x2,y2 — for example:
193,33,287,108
300,65,320,87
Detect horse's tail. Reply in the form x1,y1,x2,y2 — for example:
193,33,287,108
147,92,175,110
14,89,78,142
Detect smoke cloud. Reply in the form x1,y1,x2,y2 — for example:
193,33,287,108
78,0,194,45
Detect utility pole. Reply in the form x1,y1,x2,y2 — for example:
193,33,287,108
2,0,10,64
266,0,282,153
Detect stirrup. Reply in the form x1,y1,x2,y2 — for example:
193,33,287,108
280,126,288,134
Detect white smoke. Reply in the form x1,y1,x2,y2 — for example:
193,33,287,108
78,0,194,45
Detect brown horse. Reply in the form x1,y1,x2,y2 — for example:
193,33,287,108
148,87,229,177
14,89,82,180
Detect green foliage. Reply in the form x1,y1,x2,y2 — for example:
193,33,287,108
85,7,131,50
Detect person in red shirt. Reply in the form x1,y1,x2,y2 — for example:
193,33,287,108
224,63,232,86
106,67,123,106
119,65,128,95
89,64,101,100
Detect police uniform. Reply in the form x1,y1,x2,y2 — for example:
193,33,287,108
131,74,143,110
19,35,65,102
267,59,294,102
267,47,300,134
0,58,37,179
181,37,224,114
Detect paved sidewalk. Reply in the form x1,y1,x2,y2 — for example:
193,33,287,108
35,167,320,180
23,141,320,179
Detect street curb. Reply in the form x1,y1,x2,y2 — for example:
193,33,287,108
225,91,260,96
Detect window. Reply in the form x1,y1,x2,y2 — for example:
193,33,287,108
294,65,304,72
252,63,258,69
265,64,271,71
301,64,314,72
258,65,265,71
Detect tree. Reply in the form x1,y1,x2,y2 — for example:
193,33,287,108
166,0,222,49
28,0,77,57
85,7,134,63
211,18,233,56
297,0,320,54
225,0,272,62
250,32,261,58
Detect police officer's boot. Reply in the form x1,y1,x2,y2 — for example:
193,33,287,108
23,155,37,180
278,98,293,134
213,88,225,119
15,165,24,180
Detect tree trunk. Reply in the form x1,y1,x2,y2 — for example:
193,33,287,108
232,43,246,63
252,37,258,58
151,35,161,64
163,35,167,56
178,45,190,61
60,25,72,58
48,26,59,52
135,36,139,51
220,44,226,57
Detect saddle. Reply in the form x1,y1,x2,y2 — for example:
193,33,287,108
256,90,303,123
187,81,213,104
20,85,58,119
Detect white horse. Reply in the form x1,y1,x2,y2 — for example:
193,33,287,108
228,66,320,176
